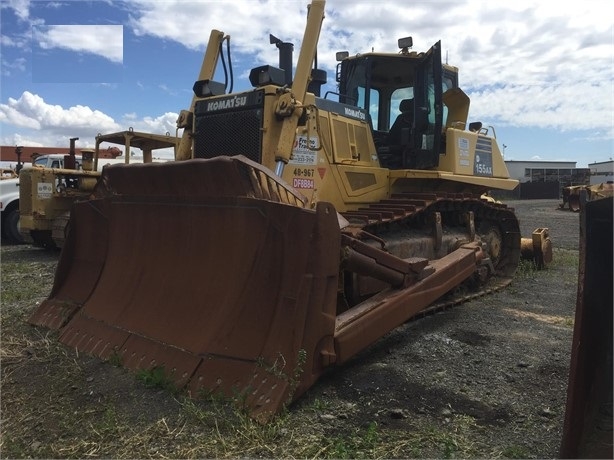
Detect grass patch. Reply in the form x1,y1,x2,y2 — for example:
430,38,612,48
136,366,176,392
514,248,578,282
500,444,531,458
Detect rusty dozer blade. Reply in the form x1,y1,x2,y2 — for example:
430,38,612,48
29,156,341,421
29,155,490,421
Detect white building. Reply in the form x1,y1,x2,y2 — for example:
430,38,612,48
504,160,588,185
588,160,614,185
502,160,591,199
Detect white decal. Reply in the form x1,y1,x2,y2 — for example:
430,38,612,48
344,107,366,120
458,138,469,150
475,163,493,175
37,182,53,199
289,135,319,165
206,95,248,111
459,159,470,166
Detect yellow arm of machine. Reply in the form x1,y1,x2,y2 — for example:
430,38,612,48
273,0,325,176
176,29,227,161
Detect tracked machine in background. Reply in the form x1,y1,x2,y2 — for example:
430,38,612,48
18,131,178,248
559,182,614,212
30,0,550,421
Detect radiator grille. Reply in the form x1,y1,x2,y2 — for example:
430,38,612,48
193,104,263,163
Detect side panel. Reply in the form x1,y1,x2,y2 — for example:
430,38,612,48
331,165,389,204
439,128,512,179
281,98,388,212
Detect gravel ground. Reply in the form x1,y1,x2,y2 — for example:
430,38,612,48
1,198,581,458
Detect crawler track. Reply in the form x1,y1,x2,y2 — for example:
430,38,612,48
341,191,521,310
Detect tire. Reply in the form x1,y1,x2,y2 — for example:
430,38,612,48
30,230,55,249
4,209,24,244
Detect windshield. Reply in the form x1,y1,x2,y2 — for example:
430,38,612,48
34,157,49,166
340,55,419,132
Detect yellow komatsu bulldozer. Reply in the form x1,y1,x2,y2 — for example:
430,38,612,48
29,0,549,421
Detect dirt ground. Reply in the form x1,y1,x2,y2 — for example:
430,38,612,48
1,199,581,458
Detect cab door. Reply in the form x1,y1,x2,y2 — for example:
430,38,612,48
412,41,443,169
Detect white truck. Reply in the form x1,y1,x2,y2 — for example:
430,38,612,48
0,175,22,243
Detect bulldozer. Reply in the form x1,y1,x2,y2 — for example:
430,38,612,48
559,182,614,212
29,0,550,421
18,131,178,248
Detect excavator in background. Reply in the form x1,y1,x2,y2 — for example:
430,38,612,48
18,131,177,248
29,0,551,421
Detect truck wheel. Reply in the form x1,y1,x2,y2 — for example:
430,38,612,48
4,209,24,244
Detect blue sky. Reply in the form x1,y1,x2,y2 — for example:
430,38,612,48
1,0,612,167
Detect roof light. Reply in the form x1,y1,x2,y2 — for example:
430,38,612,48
398,37,413,49
192,79,226,98
336,51,349,61
248,65,286,87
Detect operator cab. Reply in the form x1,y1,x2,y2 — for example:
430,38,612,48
336,38,457,170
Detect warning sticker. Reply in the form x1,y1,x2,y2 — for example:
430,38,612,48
37,182,53,199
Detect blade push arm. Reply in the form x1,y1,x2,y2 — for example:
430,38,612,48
273,0,325,175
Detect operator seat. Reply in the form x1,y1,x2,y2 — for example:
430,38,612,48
386,98,414,168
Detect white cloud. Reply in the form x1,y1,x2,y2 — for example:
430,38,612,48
1,0,612,155
34,25,124,63
1,57,27,77
119,111,179,135
125,0,613,136
1,35,18,47
1,133,45,148
0,91,121,137
1,0,31,22
157,84,177,96
0,91,180,149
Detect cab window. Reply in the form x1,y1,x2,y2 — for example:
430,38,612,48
355,87,380,130
390,87,414,126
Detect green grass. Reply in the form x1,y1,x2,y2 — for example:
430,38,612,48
323,421,380,459
500,444,532,458
135,366,176,392
514,247,578,282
